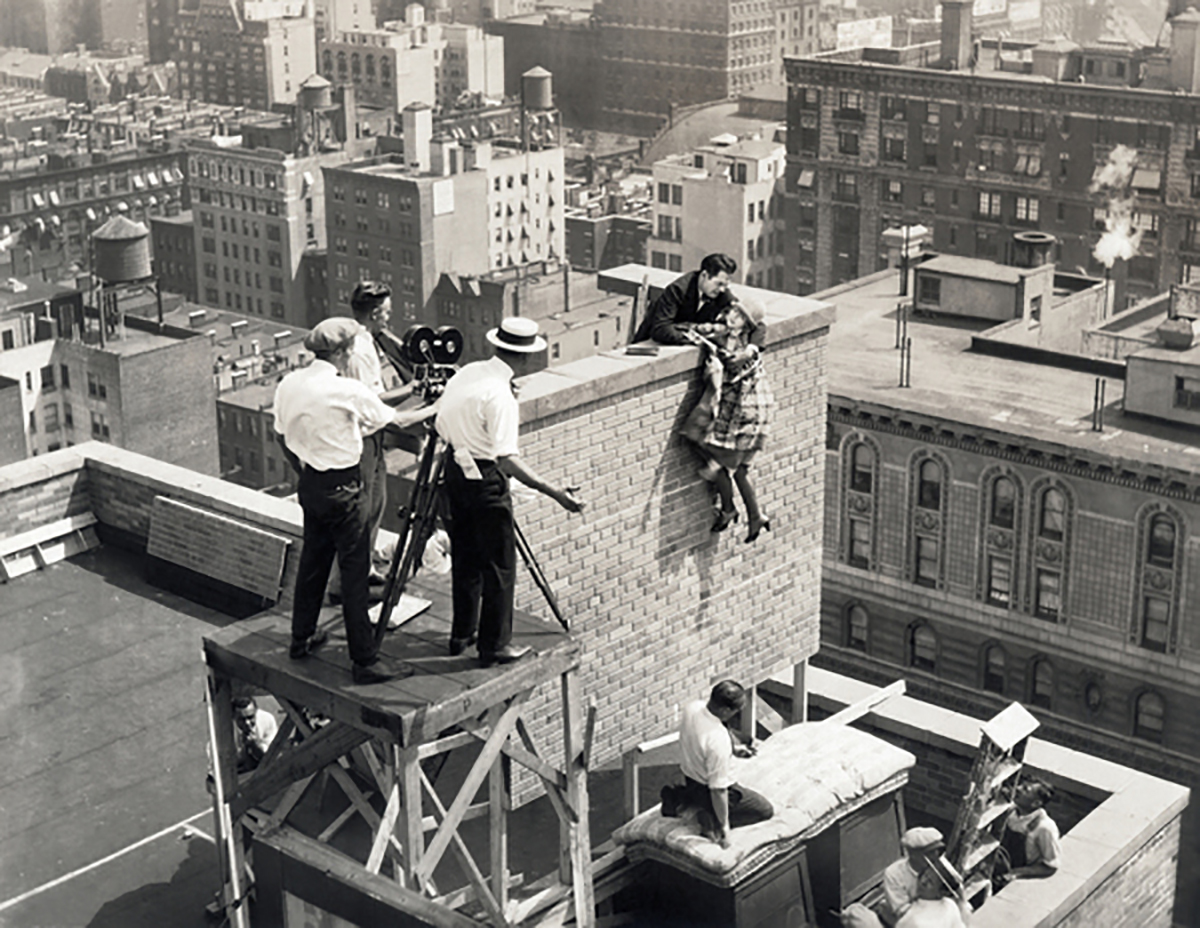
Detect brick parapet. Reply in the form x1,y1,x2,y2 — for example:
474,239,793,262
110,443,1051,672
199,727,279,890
797,668,1189,928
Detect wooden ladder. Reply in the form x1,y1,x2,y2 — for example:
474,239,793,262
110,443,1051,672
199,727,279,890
945,702,1040,905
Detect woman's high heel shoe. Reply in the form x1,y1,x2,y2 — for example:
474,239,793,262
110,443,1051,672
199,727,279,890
712,508,739,533
745,517,771,543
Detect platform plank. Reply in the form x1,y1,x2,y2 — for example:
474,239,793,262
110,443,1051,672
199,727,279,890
203,575,580,748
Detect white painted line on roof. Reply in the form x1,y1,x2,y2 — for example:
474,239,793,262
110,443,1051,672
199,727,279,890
1099,429,1123,441
0,809,209,913
181,822,216,844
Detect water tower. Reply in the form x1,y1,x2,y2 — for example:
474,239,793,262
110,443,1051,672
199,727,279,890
520,66,560,152
89,213,160,346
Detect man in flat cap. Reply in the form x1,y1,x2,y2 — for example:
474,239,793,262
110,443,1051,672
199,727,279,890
435,316,584,667
274,317,438,685
881,826,946,926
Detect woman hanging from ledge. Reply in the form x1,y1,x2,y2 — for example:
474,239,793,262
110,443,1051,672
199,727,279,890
680,294,775,543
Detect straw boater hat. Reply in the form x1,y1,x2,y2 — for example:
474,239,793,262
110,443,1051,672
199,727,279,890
487,316,546,353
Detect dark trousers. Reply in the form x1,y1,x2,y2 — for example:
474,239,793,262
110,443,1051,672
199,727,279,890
360,430,387,555
292,464,377,667
681,775,774,828
444,455,515,654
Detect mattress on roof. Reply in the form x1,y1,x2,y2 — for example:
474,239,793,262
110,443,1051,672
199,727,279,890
613,722,915,887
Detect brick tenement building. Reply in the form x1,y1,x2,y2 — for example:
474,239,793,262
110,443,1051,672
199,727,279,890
814,266,1200,921
784,1,1200,307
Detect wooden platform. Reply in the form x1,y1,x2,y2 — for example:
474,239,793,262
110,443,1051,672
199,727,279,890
203,575,580,748
202,574,596,928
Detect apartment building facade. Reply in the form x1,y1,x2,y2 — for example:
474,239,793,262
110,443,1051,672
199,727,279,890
784,14,1200,306
175,0,317,109
187,136,349,328
650,137,787,289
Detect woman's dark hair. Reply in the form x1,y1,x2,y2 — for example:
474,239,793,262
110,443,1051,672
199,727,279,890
710,680,746,712
350,280,392,317
700,253,738,278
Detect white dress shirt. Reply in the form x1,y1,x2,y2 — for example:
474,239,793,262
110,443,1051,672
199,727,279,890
273,359,393,471
678,699,735,789
345,324,386,395
435,356,520,479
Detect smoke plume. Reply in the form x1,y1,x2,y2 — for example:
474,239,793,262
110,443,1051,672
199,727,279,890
1090,144,1141,270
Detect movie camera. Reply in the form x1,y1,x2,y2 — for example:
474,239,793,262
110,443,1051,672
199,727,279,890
375,324,463,401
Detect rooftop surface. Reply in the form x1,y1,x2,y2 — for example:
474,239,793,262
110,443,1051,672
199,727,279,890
917,254,1029,285
820,269,1200,471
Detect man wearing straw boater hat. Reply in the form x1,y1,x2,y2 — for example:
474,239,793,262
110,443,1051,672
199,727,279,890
435,317,585,667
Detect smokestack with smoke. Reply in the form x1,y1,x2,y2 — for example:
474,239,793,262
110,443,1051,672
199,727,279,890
1090,144,1141,270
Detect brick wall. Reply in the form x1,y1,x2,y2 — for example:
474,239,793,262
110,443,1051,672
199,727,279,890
803,670,1189,928
505,295,833,794
0,452,92,543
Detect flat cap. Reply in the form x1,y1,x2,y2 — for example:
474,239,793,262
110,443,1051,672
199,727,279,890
304,317,359,354
900,827,945,851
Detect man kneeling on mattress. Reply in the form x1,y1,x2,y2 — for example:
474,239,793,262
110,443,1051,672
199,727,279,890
660,680,775,847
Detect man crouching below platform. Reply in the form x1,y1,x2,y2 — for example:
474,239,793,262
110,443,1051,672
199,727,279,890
435,317,584,668
660,680,774,847
274,317,439,686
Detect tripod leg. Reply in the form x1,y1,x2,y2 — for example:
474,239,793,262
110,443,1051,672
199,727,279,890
514,520,569,633
374,438,445,648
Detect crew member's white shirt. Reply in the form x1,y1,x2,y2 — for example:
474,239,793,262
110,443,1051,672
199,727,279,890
273,359,393,471
435,356,520,479
345,324,386,395
679,699,735,789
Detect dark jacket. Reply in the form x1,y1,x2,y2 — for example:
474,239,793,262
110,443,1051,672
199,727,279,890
633,270,732,345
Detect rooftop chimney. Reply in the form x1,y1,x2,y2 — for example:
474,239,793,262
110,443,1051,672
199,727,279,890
1012,231,1056,268
402,103,432,173
940,0,973,70
1170,8,1200,94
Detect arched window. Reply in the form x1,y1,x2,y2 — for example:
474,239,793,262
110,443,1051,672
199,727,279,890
322,50,333,75
850,443,874,493
990,477,1015,529
842,436,877,570
1134,691,1165,743
336,52,347,77
1134,506,1184,653
983,644,1006,694
364,54,375,79
380,57,391,88
846,604,868,652
917,460,942,510
351,53,361,78
1030,658,1054,710
909,624,937,673
1147,515,1176,568
1039,488,1065,540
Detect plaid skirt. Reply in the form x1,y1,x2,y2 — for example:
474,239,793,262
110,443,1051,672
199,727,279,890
681,360,774,468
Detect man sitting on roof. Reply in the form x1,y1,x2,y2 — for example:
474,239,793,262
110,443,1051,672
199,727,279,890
659,680,774,847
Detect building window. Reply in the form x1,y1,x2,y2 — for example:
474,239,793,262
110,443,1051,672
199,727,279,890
917,460,941,510
1141,597,1170,652
1175,375,1200,409
991,477,1016,528
1035,569,1061,620
657,182,670,203
915,537,939,587
1147,514,1176,567
1030,658,1054,710
1134,691,1165,743
850,443,874,492
40,365,55,391
1015,197,1039,223
909,624,937,672
838,131,859,155
671,185,683,205
987,556,1012,606
834,172,857,201
978,191,1002,219
837,90,863,116
842,437,877,570
1038,488,1065,540
846,604,868,652
883,137,906,162
983,645,1006,694
918,275,940,305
